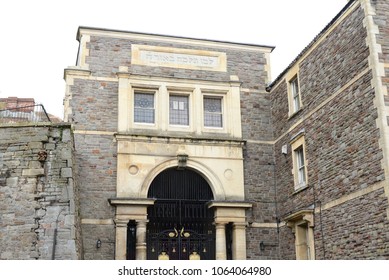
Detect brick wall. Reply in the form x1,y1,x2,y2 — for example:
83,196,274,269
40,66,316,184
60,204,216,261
0,124,82,259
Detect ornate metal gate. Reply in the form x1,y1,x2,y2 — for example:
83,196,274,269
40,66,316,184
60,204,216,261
146,168,215,260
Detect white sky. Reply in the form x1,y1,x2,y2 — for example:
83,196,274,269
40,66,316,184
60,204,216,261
0,0,348,118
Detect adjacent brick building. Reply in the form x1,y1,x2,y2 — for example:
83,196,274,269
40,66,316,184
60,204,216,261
1,0,389,260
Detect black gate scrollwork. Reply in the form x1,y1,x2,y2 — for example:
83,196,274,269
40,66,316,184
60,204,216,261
148,226,213,260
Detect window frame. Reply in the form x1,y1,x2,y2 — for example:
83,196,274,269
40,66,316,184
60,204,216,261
286,65,302,117
291,134,308,191
168,93,190,127
203,95,223,128
133,91,156,125
295,146,306,187
289,75,301,113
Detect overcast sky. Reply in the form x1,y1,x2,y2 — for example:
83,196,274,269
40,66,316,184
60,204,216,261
0,0,348,118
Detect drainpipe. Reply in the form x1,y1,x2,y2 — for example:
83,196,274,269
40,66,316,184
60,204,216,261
52,209,65,260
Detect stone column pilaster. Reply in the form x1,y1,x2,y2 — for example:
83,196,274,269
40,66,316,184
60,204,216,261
136,220,148,260
232,222,247,260
115,219,128,260
215,222,227,260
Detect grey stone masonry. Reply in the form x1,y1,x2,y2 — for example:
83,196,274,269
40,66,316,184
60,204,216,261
65,26,273,260
0,124,82,259
269,1,389,259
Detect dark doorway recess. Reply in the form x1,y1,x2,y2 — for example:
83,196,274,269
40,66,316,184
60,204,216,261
146,168,215,260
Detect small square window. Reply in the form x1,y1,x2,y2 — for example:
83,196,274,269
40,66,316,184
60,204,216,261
169,95,189,125
134,92,155,124
204,97,223,128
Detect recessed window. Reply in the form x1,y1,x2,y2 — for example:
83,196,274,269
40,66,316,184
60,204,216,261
169,95,189,126
134,92,155,124
204,97,223,128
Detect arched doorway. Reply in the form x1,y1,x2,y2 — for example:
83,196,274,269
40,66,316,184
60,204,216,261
146,167,215,260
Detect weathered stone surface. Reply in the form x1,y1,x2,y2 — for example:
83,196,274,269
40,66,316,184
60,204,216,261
61,167,73,178
22,168,44,177
0,125,82,260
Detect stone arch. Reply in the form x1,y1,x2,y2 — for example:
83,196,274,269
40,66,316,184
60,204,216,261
140,158,226,200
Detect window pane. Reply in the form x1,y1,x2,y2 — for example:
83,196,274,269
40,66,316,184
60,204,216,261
204,97,222,127
294,95,300,111
134,92,155,123
296,147,306,185
169,95,189,125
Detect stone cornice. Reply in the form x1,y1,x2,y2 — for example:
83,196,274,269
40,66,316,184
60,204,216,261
207,201,252,209
115,132,245,146
108,198,156,206
77,26,274,53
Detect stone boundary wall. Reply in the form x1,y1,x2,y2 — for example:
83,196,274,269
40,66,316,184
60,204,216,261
0,124,82,259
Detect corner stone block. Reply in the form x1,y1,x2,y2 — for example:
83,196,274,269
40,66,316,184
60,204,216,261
61,148,72,160
62,129,72,142
61,167,73,178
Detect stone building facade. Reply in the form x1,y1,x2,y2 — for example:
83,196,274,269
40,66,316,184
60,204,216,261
62,0,389,260
64,22,272,260
1,0,389,260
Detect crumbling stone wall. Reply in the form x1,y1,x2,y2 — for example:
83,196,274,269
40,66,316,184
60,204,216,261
0,124,82,259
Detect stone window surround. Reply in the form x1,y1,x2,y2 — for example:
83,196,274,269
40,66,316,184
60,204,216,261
286,64,302,118
131,86,228,133
117,69,242,139
117,72,241,137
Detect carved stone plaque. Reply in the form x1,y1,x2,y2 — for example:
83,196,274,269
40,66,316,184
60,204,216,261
132,45,227,72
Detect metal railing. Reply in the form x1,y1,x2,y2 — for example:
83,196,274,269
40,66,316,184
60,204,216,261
0,104,51,124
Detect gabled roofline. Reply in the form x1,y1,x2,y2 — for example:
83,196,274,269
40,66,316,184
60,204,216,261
266,0,357,92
